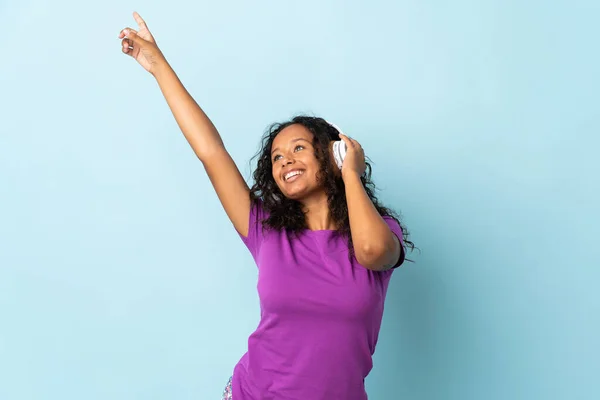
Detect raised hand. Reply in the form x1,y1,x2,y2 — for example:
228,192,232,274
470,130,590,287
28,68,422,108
338,134,366,180
118,12,166,75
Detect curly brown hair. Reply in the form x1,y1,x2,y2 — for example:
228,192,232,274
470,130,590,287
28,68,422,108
248,115,415,261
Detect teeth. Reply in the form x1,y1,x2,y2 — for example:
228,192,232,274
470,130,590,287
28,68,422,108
285,170,303,181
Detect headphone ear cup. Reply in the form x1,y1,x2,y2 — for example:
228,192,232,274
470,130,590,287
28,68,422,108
332,140,347,169
325,120,348,170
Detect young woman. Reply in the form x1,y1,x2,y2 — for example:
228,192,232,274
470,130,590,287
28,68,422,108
118,12,414,400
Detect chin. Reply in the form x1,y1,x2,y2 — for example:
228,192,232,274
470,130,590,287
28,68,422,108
280,189,304,200
276,183,306,200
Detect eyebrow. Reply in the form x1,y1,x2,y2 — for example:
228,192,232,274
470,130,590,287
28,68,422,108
271,138,311,155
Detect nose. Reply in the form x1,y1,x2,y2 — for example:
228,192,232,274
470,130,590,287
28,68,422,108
279,155,295,167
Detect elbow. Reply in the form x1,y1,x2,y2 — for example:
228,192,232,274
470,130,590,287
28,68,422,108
355,233,402,271
355,244,388,271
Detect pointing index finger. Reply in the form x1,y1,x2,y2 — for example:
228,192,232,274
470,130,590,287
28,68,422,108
133,11,147,29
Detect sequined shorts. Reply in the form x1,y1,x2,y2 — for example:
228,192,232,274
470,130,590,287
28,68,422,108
221,376,232,400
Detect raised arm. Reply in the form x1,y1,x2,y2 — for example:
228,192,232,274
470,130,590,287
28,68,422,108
119,12,251,236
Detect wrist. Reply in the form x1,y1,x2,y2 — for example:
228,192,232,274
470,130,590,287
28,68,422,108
342,169,361,182
151,58,172,80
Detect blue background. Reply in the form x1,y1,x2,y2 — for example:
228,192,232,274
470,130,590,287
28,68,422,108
1,0,598,399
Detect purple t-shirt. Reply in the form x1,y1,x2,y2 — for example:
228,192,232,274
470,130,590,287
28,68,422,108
232,200,403,400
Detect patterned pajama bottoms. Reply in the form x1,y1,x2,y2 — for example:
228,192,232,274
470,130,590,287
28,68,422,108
221,376,233,400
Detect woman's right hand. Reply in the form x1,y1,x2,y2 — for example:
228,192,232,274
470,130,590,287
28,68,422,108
118,12,166,75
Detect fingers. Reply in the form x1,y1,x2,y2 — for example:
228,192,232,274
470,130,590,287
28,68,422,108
121,38,133,54
133,11,148,30
119,27,146,47
118,27,136,39
120,28,138,39
338,133,352,147
339,133,362,150
118,27,135,55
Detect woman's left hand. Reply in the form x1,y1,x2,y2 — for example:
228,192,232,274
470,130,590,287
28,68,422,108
339,134,366,180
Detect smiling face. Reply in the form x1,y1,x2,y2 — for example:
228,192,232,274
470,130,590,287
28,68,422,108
270,124,325,201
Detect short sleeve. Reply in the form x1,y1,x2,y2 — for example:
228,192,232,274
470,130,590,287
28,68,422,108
237,199,268,262
382,215,405,270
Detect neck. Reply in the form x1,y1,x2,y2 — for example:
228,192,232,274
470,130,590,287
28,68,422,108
300,193,336,231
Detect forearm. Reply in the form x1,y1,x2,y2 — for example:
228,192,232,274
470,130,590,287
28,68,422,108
344,172,396,268
153,62,224,161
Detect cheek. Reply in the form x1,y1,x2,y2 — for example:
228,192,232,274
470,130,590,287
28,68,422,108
272,167,286,188
302,152,319,167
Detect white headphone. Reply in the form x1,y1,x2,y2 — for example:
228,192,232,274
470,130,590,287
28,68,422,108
326,121,347,170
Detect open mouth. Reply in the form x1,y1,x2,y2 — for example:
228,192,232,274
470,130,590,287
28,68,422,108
284,169,304,182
